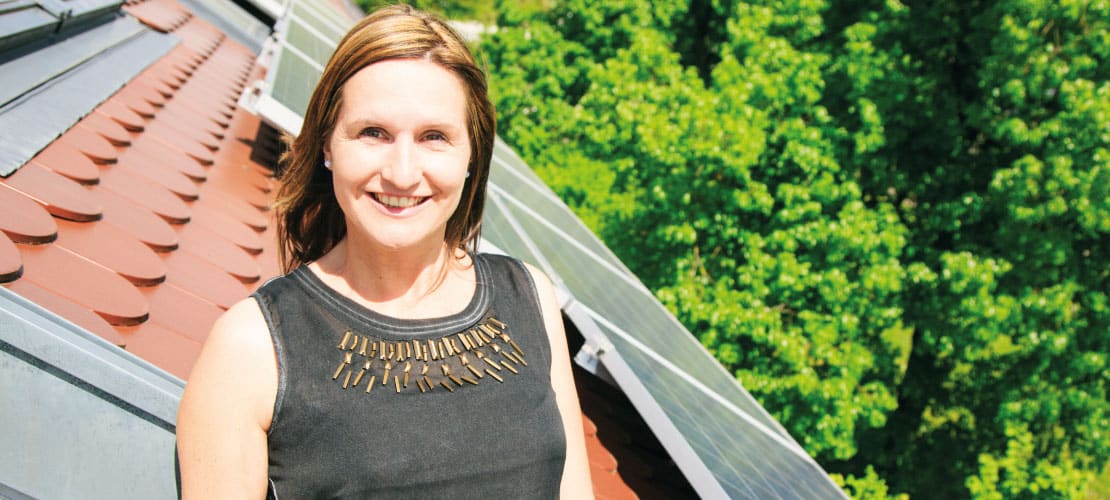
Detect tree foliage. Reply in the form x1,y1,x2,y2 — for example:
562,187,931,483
471,0,1109,497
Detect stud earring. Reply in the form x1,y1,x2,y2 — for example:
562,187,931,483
324,159,332,170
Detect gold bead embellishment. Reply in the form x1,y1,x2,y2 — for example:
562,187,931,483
328,315,526,395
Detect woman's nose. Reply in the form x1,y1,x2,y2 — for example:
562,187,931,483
381,139,420,189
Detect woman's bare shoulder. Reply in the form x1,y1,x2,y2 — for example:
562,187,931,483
180,296,277,429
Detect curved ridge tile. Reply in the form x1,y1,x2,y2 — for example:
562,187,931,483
89,187,179,252
77,113,133,147
177,223,260,283
5,280,127,347
113,152,201,201
127,139,208,181
19,244,149,325
0,184,57,243
29,142,100,185
60,126,118,164
0,232,22,283
99,166,191,224
96,102,146,132
163,250,248,309
54,219,167,287
3,163,103,222
191,204,263,254
141,283,223,343
116,322,200,379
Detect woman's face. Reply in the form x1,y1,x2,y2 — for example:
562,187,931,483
324,58,471,253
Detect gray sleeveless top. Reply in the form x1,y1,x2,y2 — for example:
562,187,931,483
252,253,566,498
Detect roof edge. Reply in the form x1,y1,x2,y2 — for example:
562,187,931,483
0,286,184,426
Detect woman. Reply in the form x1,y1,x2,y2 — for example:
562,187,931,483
176,5,593,498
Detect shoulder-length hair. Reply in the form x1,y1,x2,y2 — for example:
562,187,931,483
275,4,495,273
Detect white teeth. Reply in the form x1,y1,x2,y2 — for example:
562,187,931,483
374,194,423,208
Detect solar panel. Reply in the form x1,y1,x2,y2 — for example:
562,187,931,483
482,158,846,499
239,0,354,134
239,4,847,496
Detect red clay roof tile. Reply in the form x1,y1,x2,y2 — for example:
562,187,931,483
126,139,208,181
88,187,179,252
115,322,200,379
59,125,119,164
190,204,264,254
5,279,127,347
144,118,221,152
113,92,158,118
162,249,248,309
158,105,229,139
125,0,193,33
54,219,167,287
96,102,146,131
0,184,57,244
175,223,261,283
0,232,22,283
18,243,148,325
98,164,192,223
139,283,224,344
3,163,103,222
77,113,134,147
147,128,216,165
121,84,168,109
137,78,176,100
27,143,101,185
196,191,268,231
112,151,202,201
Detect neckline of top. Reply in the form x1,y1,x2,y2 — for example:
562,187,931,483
291,253,492,339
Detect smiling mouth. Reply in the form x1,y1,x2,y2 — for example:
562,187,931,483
372,193,427,209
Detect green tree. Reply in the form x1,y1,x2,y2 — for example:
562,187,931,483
482,0,908,488
818,1,1109,497
479,0,1109,497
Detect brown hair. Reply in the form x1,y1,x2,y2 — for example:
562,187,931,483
275,4,495,273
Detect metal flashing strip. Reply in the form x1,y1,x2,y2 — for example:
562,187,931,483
0,18,179,176
0,12,145,107
0,288,184,425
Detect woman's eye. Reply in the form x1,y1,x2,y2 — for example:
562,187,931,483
360,127,385,139
425,131,447,142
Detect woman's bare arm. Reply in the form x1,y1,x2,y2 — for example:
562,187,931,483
176,298,277,499
525,263,595,499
